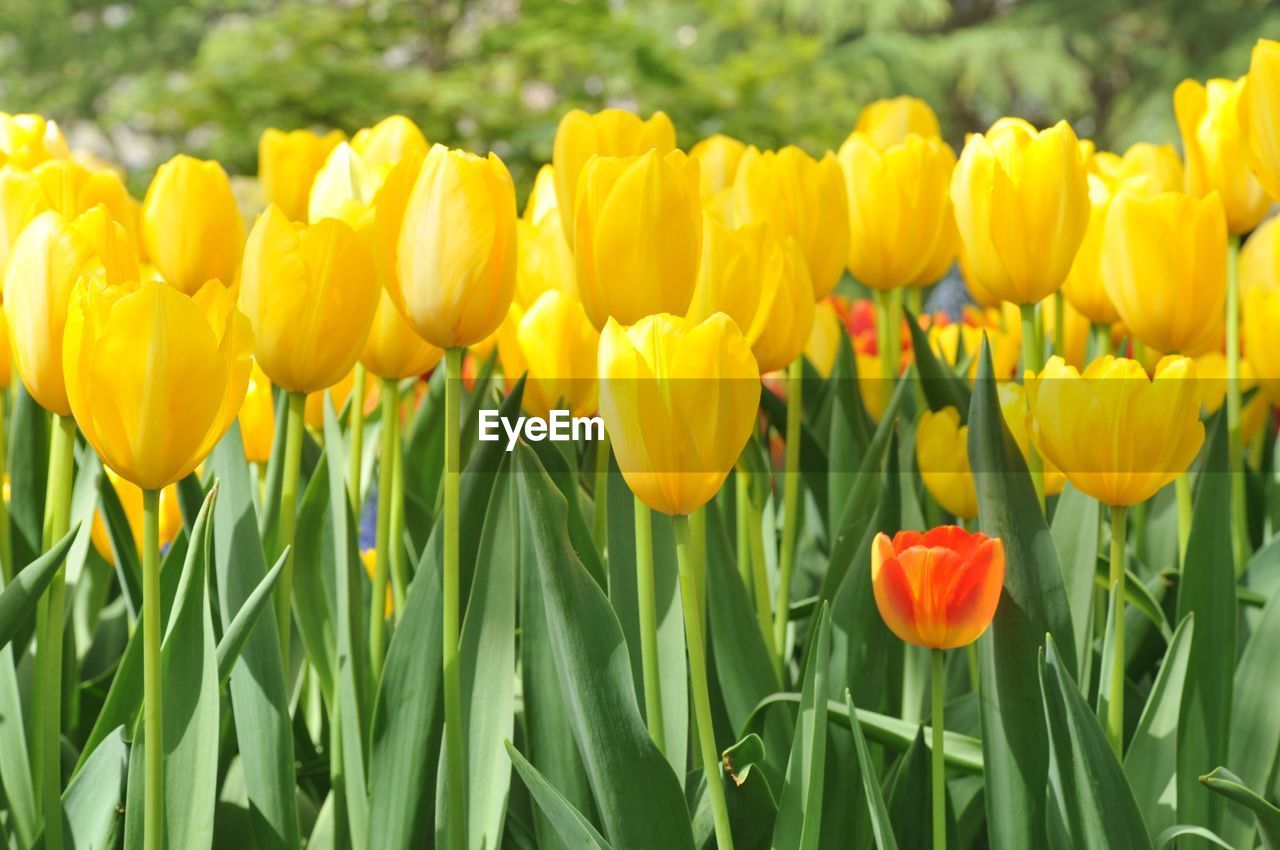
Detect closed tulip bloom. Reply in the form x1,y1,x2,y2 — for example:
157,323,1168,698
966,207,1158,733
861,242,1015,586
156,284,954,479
951,119,1090,304
360,288,444,380
350,115,429,171
0,311,10,389
871,526,1005,650
598,313,760,516
64,275,253,490
857,350,889,422
928,322,1018,382
392,144,517,349
1241,214,1280,297
308,142,385,225
1,160,134,272
239,360,276,465
1062,175,1121,324
734,145,849,298
513,165,575,307
1245,288,1280,405
1242,40,1280,202
258,127,345,221
1026,355,1204,506
996,382,1065,496
0,113,68,169
497,290,599,419
1195,350,1269,446
1176,77,1271,234
141,155,244,294
1090,142,1183,194
1102,190,1226,355
748,235,815,373
90,469,184,565
690,134,747,199
839,132,957,290
685,216,767,337
5,205,138,414
915,407,978,519
574,149,701,329
804,299,842,378
239,205,378,392
552,108,676,239
854,96,941,149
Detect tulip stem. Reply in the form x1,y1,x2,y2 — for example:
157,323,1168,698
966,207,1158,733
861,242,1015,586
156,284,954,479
1226,235,1248,574
443,348,467,850
370,378,398,683
773,357,804,664
673,514,734,850
931,648,946,850
593,432,610,558
1053,291,1066,357
275,391,305,673
740,469,780,679
1107,504,1127,756
1019,303,1045,509
35,413,75,850
0,394,9,585
634,497,666,755
142,488,164,850
347,364,367,514
874,290,900,382
1176,473,1193,566
389,405,409,621
735,473,751,590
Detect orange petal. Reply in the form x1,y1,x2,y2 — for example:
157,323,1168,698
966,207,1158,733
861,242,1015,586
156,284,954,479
940,538,1006,648
871,550,926,647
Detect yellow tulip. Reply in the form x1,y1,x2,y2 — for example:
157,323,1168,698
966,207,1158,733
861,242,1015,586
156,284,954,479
4,205,138,414
1241,214,1280,297
1101,189,1226,355
307,141,382,224
392,144,517,349
258,127,345,221
1062,175,1121,325
685,216,767,338
996,382,1065,496
838,132,956,290
552,108,676,239
805,299,842,378
1090,142,1183,194
239,205,378,393
598,313,760,516
0,113,68,169
239,360,276,465
1195,350,1269,447
524,164,560,224
928,322,1018,383
1175,77,1271,234
1242,39,1280,203
854,96,941,149
746,235,815,374
360,289,444,380
1039,293,1090,369
64,275,253,490
857,350,889,422
497,290,599,419
141,154,244,294
734,145,848,298
0,311,10,390
915,407,978,519
951,119,1090,304
90,469,184,565
350,115,429,171
690,134,747,199
1026,355,1204,507
574,149,701,329
1245,288,1280,405
1,160,134,272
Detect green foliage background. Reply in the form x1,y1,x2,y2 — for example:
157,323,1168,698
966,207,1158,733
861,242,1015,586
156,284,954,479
3,0,1278,193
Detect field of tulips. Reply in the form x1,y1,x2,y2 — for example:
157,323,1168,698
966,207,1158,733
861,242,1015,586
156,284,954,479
4,26,1280,850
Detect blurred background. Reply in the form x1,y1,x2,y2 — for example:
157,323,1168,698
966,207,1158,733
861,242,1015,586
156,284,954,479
4,0,1278,196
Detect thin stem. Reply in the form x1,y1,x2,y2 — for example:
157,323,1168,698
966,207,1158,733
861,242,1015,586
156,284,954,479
1108,504,1128,756
1020,303,1045,508
905,285,923,319
275,392,306,671
735,473,751,590
370,378,398,683
741,470,779,679
142,489,163,850
593,431,610,557
443,348,467,850
1176,473,1192,567
1091,322,1112,359
0,394,10,584
931,648,946,850
874,289,893,382
1053,291,1066,357
347,364,367,512
389,404,409,621
1226,235,1248,573
634,497,666,754
674,515,734,850
773,357,803,660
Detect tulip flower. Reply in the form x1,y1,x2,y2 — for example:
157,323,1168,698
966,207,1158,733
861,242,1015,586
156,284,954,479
515,168,575,308
1176,77,1270,235
141,155,244,294
350,114,429,171
747,235,816,374
239,360,276,465
1196,351,1268,448
690,134,747,199
89,470,184,566
1240,214,1280,297
552,108,676,239
307,141,382,224
361,289,444,380
1062,175,1122,325
574,149,701,329
0,113,68,169
1101,189,1226,356
854,96,942,149
996,382,1065,496
733,145,849,298
497,290,599,419
1242,39,1280,203
1090,142,1183,194
804,299,841,378
1245,288,1280,406
857,350,890,422
258,127,345,221
928,316,1019,383
915,408,978,520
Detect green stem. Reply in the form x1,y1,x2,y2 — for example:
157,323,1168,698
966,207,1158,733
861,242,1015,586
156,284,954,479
1053,291,1066,357
142,489,163,850
931,648,946,850
1108,504,1127,756
1020,303,1045,509
443,348,467,850
906,285,923,318
773,357,803,659
275,392,306,672
1176,473,1192,567
347,365,367,512
1091,322,1112,360
1226,235,1248,573
735,473,751,590
370,378,398,683
634,497,666,754
742,471,779,680
674,514,734,850
389,404,408,621
593,431,610,558
0,394,10,585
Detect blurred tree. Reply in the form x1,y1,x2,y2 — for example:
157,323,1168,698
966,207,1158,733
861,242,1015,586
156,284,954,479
2,0,1277,196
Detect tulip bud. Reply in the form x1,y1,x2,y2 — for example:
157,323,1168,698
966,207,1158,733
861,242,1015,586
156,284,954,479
239,360,276,465
854,96,941,149
1090,142,1183,194
1101,190,1226,355
141,155,244,294
686,216,767,338
951,119,1090,304
552,108,676,239
838,132,956,290
1245,288,1280,405
239,205,378,393
391,144,517,349
871,527,1005,650
0,113,69,169
1,160,134,273
64,275,253,490
915,407,978,519
350,115,429,171
598,313,760,516
515,172,575,308
1176,77,1270,234
857,350,889,422
747,235,815,374
497,291,599,419
1026,355,1205,506
1241,213,1280,297
574,149,701,329
1062,175,1121,325
804,299,842,378
690,134,747,199
996,382,1065,496
90,469,184,565
360,289,444,380
258,127,345,222
1242,39,1280,203
734,145,848,298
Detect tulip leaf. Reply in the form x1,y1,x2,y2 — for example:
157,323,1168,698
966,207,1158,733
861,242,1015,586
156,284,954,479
1152,824,1235,850
216,547,286,687
1091,565,1173,640
290,454,338,699
402,367,446,547
1039,634,1151,849
845,690,899,850
50,725,129,850
760,385,829,536
505,741,612,850
0,523,78,650
886,727,938,850
8,385,49,571
773,603,831,850
967,339,1076,850
1050,484,1101,681
515,443,694,850
97,464,143,617
827,331,874,532
903,308,970,421
1201,767,1280,849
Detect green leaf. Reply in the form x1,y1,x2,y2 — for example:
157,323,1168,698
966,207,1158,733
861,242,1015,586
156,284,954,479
886,728,932,850
966,339,1076,850
8,385,49,569
97,465,143,616
1201,767,1280,849
760,385,829,534
0,523,78,649
1152,824,1234,849
216,548,286,687
1039,634,1150,849
773,603,831,850
707,732,779,850
515,444,694,850
51,726,128,850
827,332,874,532
505,741,611,850
1050,484,1101,681
401,368,445,548
845,690,899,850
904,308,970,421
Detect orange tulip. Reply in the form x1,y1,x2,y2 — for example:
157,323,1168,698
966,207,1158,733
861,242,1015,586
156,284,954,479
871,526,1005,650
